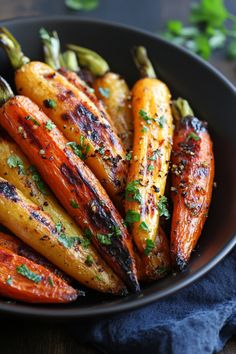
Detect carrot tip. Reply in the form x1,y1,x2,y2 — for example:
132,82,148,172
175,255,188,271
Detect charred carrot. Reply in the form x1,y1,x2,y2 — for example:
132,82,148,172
0,79,139,292
135,227,171,282
170,98,214,269
0,27,128,208
39,28,117,133
68,43,133,150
125,46,173,254
0,246,78,303
0,130,126,294
0,231,72,283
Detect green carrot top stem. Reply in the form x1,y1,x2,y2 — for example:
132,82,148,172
67,44,110,77
39,28,64,70
39,28,80,73
171,98,194,122
0,76,14,107
132,46,156,79
0,27,30,70
61,50,80,72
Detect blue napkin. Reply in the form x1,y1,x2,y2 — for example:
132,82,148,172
74,246,236,354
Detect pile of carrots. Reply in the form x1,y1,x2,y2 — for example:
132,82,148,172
0,27,214,304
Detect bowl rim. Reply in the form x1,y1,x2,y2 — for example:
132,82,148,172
0,15,235,319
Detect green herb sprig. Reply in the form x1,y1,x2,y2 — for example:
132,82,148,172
163,0,236,63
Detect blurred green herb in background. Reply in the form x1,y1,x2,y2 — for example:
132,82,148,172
163,0,236,61
65,0,99,11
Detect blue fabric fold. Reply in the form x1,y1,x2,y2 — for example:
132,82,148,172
73,247,236,354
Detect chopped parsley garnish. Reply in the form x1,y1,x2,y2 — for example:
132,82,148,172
158,115,166,128
55,221,63,234
139,109,155,125
139,110,165,127
70,199,79,208
97,233,112,245
148,165,154,172
28,166,48,195
148,149,161,161
98,145,105,155
98,87,110,98
141,126,148,133
43,99,57,109
48,276,54,287
16,264,42,283
95,274,103,281
126,151,132,161
125,210,140,224
158,196,170,219
65,0,99,11
67,136,90,160
58,234,79,249
139,221,150,232
85,255,94,266
45,120,56,131
144,239,155,256
25,115,40,126
186,132,200,141
6,276,12,286
112,225,122,237
84,228,93,240
80,239,91,249
125,180,142,203
7,155,25,175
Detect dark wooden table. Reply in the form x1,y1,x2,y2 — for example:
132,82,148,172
0,0,235,353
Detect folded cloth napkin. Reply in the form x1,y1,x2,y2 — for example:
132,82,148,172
73,246,236,354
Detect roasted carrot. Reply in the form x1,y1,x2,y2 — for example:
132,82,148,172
170,98,215,269
125,46,173,254
0,129,126,294
0,175,128,294
68,43,133,150
0,27,128,208
0,231,71,283
0,80,139,292
0,246,78,303
39,28,117,133
135,227,171,282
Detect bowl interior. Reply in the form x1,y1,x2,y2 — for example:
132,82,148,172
0,16,235,319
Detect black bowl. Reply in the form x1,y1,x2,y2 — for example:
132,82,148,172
0,16,235,320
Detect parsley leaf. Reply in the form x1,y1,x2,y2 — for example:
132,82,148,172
65,0,99,11
58,234,79,249
7,155,25,175
139,221,150,232
55,221,63,234
28,166,48,195
97,233,112,245
125,210,140,224
148,149,161,161
70,199,79,208
98,87,110,98
126,151,132,161
16,264,42,283
158,196,170,219
85,255,94,266
186,132,201,141
144,239,155,255
45,120,56,131
43,99,57,109
67,136,90,160
190,0,228,27
125,180,142,203
25,115,40,126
